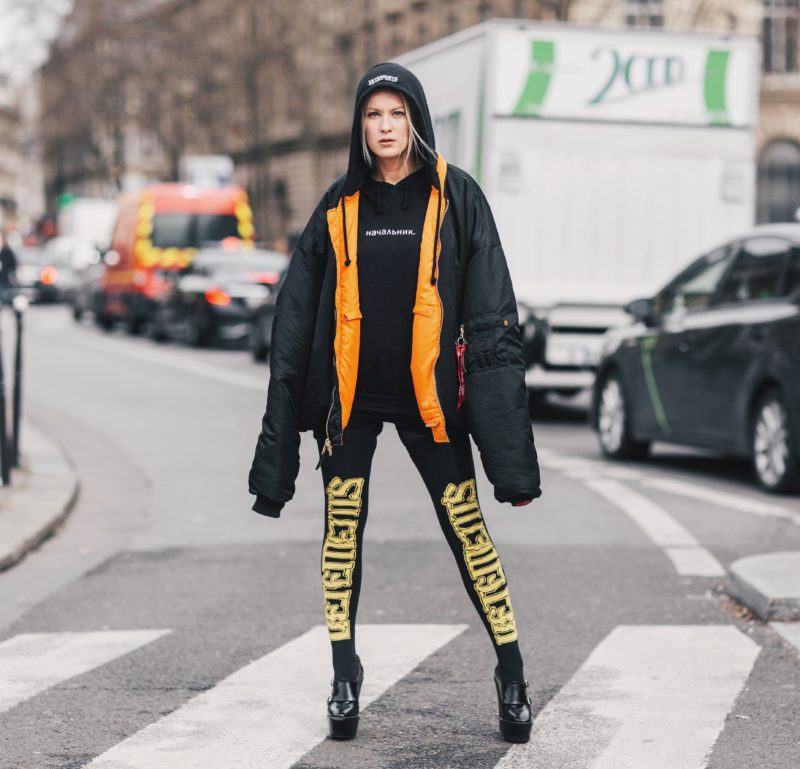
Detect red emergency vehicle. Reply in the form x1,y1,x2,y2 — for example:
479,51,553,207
98,184,255,332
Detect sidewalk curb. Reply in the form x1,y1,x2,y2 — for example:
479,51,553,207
0,421,79,571
729,551,800,622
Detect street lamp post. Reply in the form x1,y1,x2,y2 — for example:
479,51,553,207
0,309,8,486
12,294,28,467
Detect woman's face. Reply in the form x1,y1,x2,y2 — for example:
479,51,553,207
363,90,409,163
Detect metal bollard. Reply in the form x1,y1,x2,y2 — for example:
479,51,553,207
12,294,28,468
0,307,8,486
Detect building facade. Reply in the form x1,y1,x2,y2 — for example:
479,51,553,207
37,0,800,240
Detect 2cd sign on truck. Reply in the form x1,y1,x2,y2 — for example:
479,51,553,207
97,184,255,332
397,20,759,401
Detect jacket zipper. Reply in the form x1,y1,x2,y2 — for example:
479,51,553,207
430,197,449,435
316,304,339,470
315,383,335,470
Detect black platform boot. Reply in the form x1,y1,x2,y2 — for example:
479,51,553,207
327,657,364,740
493,665,532,743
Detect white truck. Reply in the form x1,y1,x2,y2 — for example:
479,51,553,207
57,197,118,254
397,20,760,398
53,197,118,311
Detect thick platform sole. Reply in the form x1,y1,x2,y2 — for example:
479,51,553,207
328,714,360,740
499,716,532,743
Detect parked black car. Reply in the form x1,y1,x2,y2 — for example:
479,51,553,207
592,224,800,492
150,248,287,347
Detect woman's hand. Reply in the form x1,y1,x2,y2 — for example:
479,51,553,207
512,499,533,506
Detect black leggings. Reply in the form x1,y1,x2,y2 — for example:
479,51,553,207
316,412,525,683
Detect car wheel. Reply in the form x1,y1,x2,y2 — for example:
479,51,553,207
126,315,144,336
186,308,211,347
94,297,114,332
250,313,269,362
149,309,169,343
751,390,800,492
596,372,650,460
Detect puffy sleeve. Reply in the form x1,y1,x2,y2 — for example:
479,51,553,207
461,181,541,504
248,197,328,517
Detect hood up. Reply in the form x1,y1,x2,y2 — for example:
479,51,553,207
340,62,443,284
343,62,439,197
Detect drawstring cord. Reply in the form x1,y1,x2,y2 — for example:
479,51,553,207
430,186,442,286
341,196,351,266
344,168,439,276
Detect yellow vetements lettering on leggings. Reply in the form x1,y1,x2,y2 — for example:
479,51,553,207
441,478,518,644
321,476,365,641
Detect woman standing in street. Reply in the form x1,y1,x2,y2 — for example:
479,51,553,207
249,62,541,743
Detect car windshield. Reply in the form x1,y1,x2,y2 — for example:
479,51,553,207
151,214,240,248
653,247,732,316
786,248,800,296
717,238,790,304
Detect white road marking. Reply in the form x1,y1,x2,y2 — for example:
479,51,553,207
84,623,467,768
585,479,725,576
35,330,267,391
0,629,171,714
561,467,643,481
538,452,643,480
642,478,800,527
494,625,760,769
664,546,727,578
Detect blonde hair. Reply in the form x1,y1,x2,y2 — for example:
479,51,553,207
361,91,435,169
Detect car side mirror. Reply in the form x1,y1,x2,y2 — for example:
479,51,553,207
625,297,655,325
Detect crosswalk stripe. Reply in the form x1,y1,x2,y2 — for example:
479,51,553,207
494,625,760,769
0,630,171,714
641,478,800,527
84,623,467,768
585,478,725,576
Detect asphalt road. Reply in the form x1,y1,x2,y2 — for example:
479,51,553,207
0,304,798,769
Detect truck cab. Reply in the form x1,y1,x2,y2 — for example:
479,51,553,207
99,184,255,332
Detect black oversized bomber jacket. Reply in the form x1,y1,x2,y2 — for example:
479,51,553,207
248,62,541,518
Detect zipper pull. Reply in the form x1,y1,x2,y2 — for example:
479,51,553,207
456,324,466,410
315,438,333,470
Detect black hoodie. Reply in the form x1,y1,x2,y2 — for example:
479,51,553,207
339,64,444,283
352,166,430,417
343,63,440,198
346,64,443,418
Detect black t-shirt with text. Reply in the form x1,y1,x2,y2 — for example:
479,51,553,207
352,166,429,417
